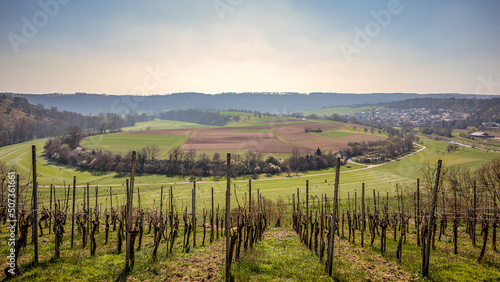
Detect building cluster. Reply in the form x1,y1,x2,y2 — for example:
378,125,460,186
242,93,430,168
353,108,470,127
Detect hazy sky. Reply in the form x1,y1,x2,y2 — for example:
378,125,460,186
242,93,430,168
1,0,499,95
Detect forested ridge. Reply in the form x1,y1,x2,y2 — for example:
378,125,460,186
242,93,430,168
0,94,136,147
6,92,495,115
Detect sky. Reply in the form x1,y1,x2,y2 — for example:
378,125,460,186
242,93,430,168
0,0,499,95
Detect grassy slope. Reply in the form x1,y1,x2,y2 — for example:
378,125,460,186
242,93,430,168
375,136,499,180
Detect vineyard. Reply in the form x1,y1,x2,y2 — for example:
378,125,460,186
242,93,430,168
1,146,500,281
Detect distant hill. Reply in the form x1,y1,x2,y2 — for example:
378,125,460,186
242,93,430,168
2,92,495,115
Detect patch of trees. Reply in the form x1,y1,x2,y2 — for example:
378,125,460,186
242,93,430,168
419,125,453,138
446,143,459,153
158,109,232,126
304,127,322,133
340,135,415,164
0,95,136,147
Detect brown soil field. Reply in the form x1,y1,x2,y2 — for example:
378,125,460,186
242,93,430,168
181,127,312,154
118,121,386,154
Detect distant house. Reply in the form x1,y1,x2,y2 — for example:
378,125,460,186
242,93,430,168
482,122,500,130
470,132,492,138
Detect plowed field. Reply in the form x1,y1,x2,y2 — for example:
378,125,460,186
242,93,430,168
117,121,386,154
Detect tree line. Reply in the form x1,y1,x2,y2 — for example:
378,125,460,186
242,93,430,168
339,135,415,164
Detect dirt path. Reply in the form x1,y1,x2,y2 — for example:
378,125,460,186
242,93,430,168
0,146,26,160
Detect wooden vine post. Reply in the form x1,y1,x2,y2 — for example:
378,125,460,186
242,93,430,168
453,189,458,254
422,159,442,278
49,184,53,235
361,183,365,247
125,151,136,270
306,180,309,249
249,179,253,249
71,176,76,248
32,145,39,265
211,187,214,243
494,191,498,252
416,179,420,246
472,180,477,246
192,181,197,248
225,153,231,281
87,183,90,248
326,157,340,276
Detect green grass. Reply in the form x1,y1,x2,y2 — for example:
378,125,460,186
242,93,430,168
81,133,189,159
123,119,210,132
217,111,254,117
300,106,373,116
318,130,356,139
232,228,336,281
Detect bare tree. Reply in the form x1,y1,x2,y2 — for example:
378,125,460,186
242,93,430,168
65,126,84,149
146,145,160,162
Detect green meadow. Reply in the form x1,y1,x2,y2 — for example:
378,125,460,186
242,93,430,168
81,133,189,159
318,130,355,138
